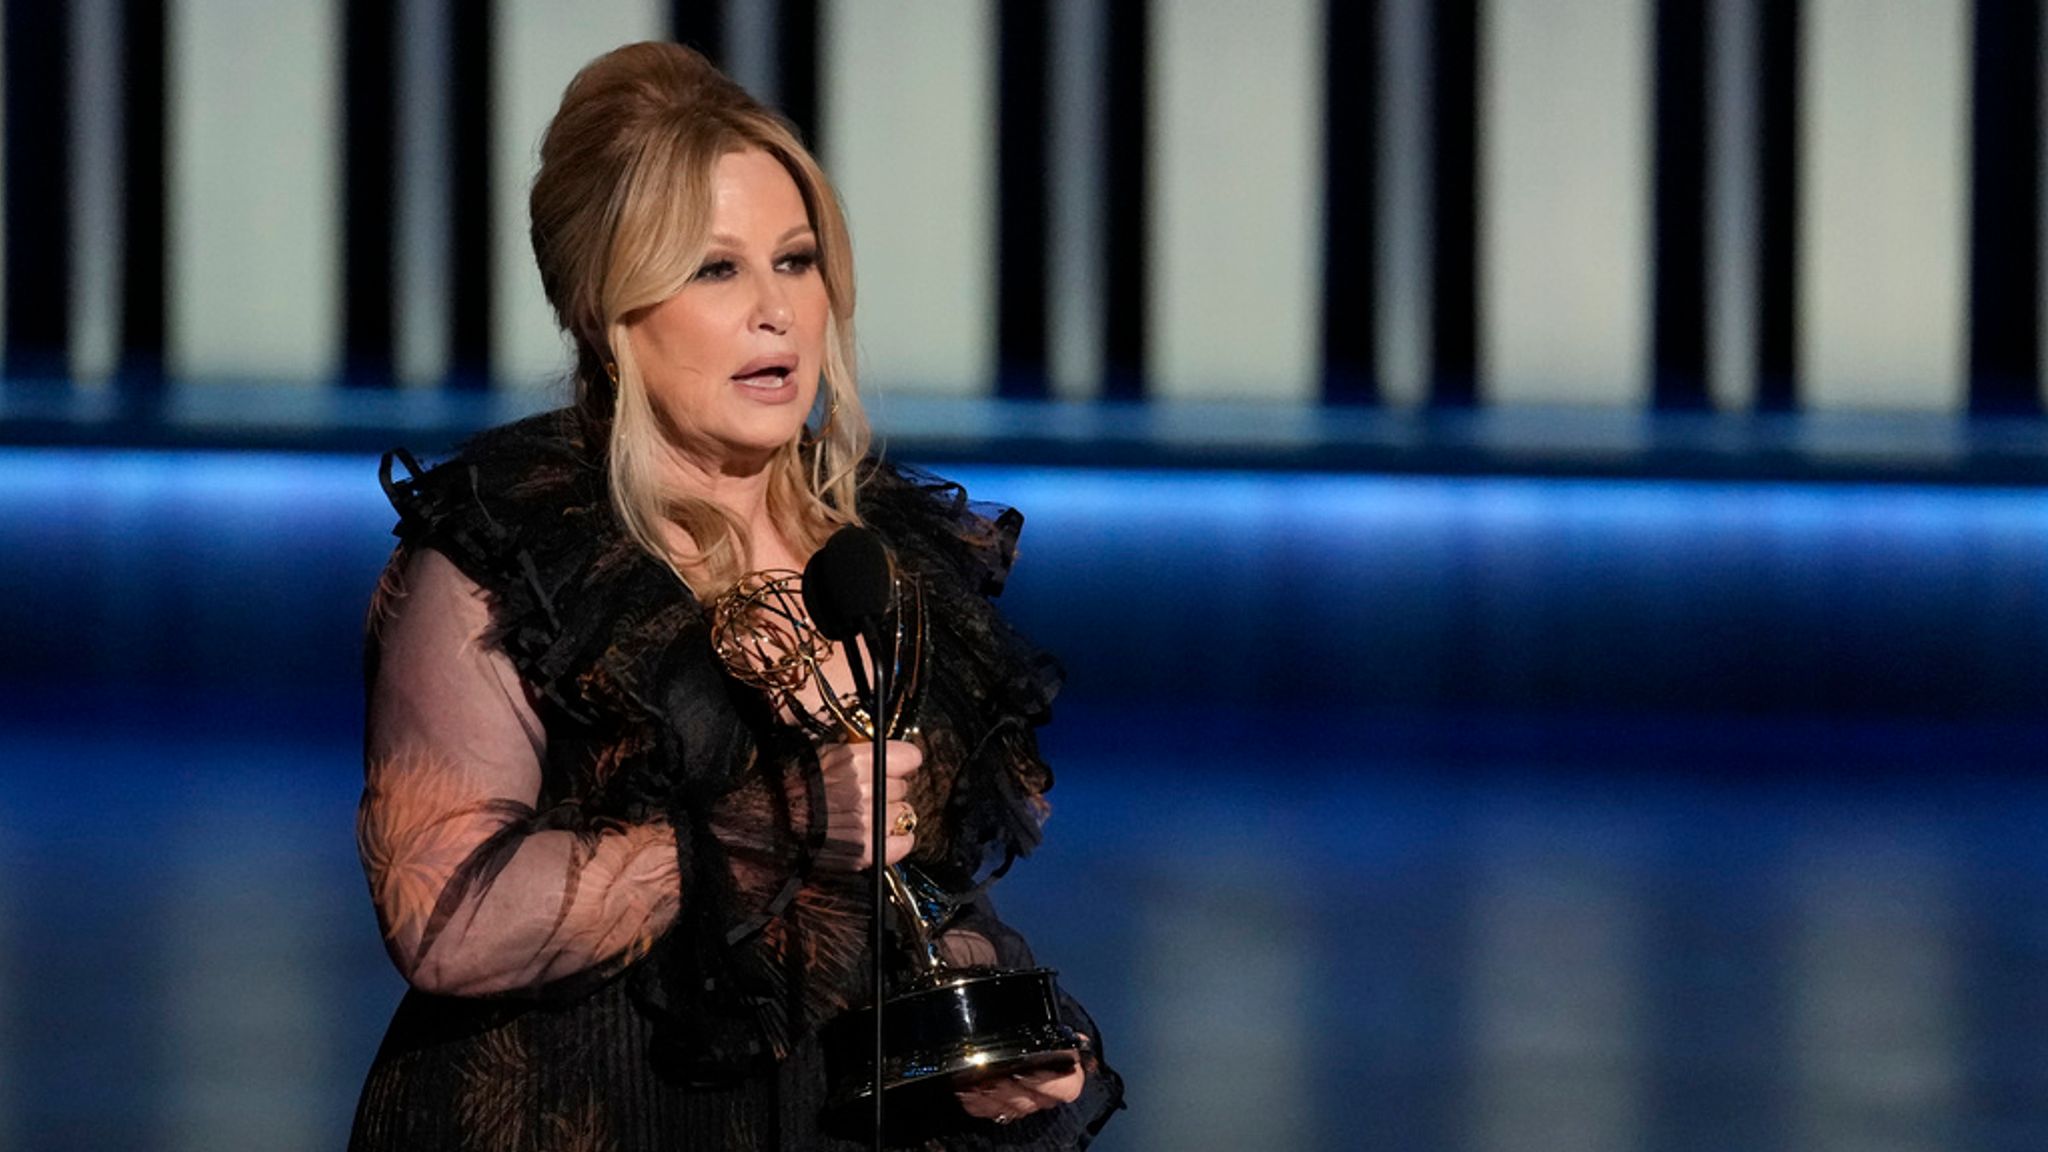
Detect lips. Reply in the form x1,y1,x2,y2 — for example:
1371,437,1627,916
732,354,797,386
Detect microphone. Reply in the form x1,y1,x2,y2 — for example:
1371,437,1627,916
801,525,897,1151
802,526,893,645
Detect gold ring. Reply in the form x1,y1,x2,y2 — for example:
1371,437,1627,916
892,807,918,837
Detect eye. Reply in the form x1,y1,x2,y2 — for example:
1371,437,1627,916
692,258,737,283
776,248,820,274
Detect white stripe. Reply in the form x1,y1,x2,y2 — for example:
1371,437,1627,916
1151,0,1322,401
1802,0,1968,411
71,0,123,384
1482,0,1652,405
1379,0,1435,407
168,0,342,384
821,0,996,397
1048,0,1107,400
395,0,452,387
493,0,664,391
1466,804,1646,1152
1789,834,1959,1152
1708,0,1760,410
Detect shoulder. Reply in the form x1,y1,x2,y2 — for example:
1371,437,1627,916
856,459,1027,600
377,407,624,612
374,408,687,724
380,408,604,547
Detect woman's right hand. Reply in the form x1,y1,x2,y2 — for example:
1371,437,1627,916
814,740,922,871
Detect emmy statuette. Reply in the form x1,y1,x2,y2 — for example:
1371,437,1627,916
709,545,1079,1126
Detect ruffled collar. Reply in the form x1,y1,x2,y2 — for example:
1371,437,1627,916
381,407,1061,875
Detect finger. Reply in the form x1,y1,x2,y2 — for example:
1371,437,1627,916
883,742,923,776
954,1086,1039,1119
883,830,916,865
1014,1067,1085,1107
884,775,909,803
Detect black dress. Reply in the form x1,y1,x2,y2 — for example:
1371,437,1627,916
348,410,1122,1151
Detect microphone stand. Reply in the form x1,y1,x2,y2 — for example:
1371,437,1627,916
842,625,892,1152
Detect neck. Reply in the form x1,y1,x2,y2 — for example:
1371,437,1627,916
652,440,790,566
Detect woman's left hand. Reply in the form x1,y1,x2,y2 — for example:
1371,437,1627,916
952,1039,1087,1126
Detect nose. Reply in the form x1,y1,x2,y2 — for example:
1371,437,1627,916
754,275,793,334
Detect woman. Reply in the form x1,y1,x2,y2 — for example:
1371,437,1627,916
349,41,1121,1151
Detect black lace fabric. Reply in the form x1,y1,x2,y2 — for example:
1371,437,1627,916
349,411,1123,1151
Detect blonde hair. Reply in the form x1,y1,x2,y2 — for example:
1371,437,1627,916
530,41,868,597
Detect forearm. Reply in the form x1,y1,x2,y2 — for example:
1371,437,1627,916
383,820,681,997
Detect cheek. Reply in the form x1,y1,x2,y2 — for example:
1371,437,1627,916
799,289,832,360
631,313,722,399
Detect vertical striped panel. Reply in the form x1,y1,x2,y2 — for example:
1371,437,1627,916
4,0,72,379
395,0,450,387
1466,811,1646,1152
343,0,396,384
1102,0,1147,398
1968,0,2041,414
778,0,820,147
492,0,662,390
1789,839,1958,1151
169,0,341,384
1652,0,1709,408
0,10,7,358
448,0,491,387
1152,0,1321,401
1707,0,1759,410
722,0,780,102
1431,0,1481,405
821,1,995,395
121,0,167,385
996,0,1049,398
1046,0,1105,399
71,0,121,383
1756,0,1800,409
669,0,725,66
1802,0,1967,411
1481,0,1652,405
1323,0,1379,404
1378,0,1433,407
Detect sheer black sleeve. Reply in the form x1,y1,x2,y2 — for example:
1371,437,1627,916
359,547,683,995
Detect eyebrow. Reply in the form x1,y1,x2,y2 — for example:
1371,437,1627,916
706,225,817,249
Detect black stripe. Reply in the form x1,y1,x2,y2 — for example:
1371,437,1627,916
1323,0,1379,405
3,0,72,379
778,0,820,148
997,0,1050,399
343,0,396,386
670,0,726,67
119,0,165,387
1653,0,1709,409
1430,0,1479,407
1756,0,1799,411
448,0,492,389
1969,0,2042,415
1103,0,1147,400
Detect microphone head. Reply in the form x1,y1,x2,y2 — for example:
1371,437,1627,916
802,526,894,642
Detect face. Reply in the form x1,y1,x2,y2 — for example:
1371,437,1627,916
625,148,829,475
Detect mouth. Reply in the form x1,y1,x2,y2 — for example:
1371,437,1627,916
732,355,799,390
